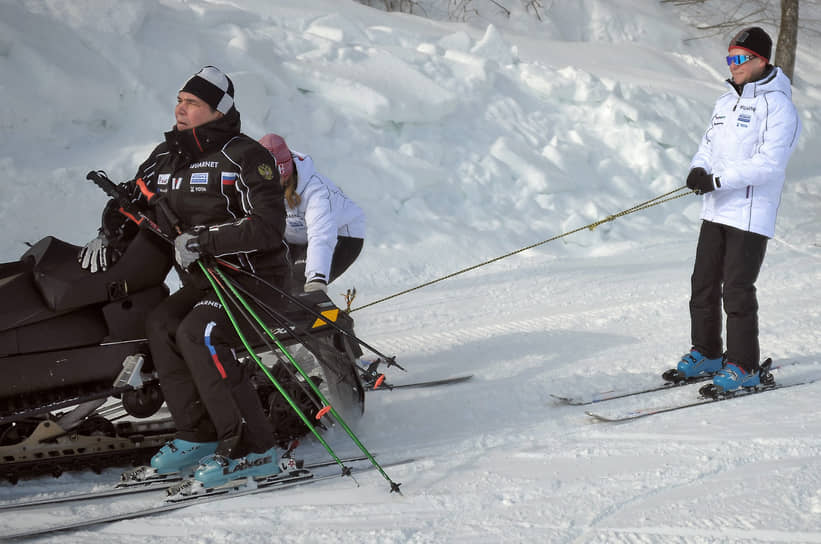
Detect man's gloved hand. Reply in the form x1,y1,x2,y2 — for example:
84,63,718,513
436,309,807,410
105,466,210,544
303,280,327,293
174,232,202,270
686,167,717,195
78,233,111,273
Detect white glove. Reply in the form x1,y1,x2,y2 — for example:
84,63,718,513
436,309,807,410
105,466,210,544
174,233,201,270
303,280,327,293
78,234,109,273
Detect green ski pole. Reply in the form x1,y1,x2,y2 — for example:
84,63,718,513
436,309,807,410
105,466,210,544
212,265,401,493
197,262,354,478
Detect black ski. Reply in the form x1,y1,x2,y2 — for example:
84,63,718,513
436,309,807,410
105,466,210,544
0,455,369,512
367,374,473,391
358,357,472,392
1,457,415,540
585,376,819,422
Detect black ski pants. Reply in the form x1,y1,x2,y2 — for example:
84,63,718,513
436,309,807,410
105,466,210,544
146,277,279,458
286,236,363,293
689,220,768,371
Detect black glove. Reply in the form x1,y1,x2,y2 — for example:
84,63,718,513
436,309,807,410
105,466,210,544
174,233,202,270
686,167,716,195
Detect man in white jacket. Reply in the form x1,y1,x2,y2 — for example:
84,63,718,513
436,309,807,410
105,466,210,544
259,134,366,294
675,27,801,392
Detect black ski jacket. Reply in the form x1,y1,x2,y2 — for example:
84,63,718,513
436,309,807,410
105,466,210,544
102,109,287,284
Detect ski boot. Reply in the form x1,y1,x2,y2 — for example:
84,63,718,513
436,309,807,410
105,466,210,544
699,359,774,398
150,439,219,475
121,439,218,486
711,362,761,392
662,349,724,382
193,446,282,489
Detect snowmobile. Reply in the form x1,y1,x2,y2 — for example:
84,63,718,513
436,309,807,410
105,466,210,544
0,193,365,483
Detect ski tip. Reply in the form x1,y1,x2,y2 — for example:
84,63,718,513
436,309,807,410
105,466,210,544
584,410,615,422
550,393,583,406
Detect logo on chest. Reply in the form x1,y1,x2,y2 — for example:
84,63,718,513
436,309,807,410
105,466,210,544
190,172,209,185
190,172,209,192
221,172,238,187
157,173,170,193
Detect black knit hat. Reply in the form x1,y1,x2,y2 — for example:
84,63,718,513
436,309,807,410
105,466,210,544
180,66,235,114
729,27,772,63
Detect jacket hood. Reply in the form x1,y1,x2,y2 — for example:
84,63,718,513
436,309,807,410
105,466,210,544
291,152,317,196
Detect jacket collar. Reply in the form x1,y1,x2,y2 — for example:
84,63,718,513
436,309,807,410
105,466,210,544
726,65,788,98
164,108,241,161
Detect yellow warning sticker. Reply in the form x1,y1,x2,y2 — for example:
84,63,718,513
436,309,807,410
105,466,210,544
312,308,339,328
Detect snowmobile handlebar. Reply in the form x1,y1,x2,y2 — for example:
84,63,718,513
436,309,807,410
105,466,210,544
86,170,131,208
86,170,175,242
86,170,183,237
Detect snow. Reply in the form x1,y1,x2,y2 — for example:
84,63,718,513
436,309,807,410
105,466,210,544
1,0,820,542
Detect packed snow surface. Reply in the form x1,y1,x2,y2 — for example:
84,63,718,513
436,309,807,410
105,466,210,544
0,0,820,542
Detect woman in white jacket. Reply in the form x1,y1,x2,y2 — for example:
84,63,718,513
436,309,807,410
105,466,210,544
675,27,801,393
260,134,366,294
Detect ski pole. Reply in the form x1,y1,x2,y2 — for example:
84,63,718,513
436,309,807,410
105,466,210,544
217,275,391,392
223,277,361,389
215,259,405,372
85,172,366,480
197,262,355,479
212,265,401,493
203,269,327,413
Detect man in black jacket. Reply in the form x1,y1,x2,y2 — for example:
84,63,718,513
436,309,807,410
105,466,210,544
80,66,288,487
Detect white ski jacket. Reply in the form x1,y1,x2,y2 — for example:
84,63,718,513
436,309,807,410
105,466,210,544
690,66,801,238
284,153,366,283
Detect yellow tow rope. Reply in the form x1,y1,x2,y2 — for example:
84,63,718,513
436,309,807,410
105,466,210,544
347,186,693,313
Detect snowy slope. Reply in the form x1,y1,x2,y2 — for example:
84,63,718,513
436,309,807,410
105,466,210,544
0,0,820,542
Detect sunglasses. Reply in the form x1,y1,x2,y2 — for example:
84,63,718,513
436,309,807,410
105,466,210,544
726,54,757,66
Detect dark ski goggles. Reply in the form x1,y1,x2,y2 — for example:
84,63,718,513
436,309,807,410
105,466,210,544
726,54,757,66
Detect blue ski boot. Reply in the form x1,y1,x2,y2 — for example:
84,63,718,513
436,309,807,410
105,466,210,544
712,362,760,393
150,439,219,476
676,349,724,379
194,446,281,489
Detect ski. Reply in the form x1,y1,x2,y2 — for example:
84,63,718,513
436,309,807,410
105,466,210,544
585,376,819,422
2,457,415,540
551,375,711,406
0,455,370,512
553,361,800,406
357,357,472,392
367,374,473,391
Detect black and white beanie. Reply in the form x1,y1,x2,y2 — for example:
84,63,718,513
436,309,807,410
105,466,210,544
180,66,235,114
729,27,772,63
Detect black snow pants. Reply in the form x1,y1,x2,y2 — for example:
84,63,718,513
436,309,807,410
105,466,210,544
146,274,284,458
689,220,768,372
286,236,364,293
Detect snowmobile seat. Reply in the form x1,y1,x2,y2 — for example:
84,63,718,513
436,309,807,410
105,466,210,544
22,230,171,313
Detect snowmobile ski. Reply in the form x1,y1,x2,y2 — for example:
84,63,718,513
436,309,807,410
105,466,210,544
0,455,370,512
1,457,415,540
